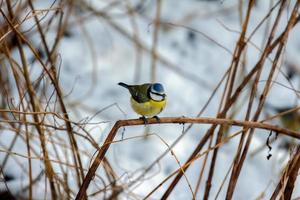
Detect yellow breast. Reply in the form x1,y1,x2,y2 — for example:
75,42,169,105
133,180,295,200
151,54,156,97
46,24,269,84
130,97,166,117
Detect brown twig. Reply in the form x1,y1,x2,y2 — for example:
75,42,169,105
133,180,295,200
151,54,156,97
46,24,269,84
270,145,300,199
75,116,300,199
150,0,162,82
203,1,255,199
226,1,300,198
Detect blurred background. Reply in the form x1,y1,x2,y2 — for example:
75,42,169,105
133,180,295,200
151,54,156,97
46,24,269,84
1,0,300,199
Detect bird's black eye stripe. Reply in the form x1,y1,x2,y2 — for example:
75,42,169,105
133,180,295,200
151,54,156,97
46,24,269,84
151,92,165,96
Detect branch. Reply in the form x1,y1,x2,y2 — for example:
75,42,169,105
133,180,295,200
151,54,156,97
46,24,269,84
75,116,300,199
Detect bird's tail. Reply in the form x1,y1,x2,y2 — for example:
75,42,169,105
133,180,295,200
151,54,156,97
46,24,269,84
118,82,129,89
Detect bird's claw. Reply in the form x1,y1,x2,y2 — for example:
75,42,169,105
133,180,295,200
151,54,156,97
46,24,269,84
140,116,148,124
153,116,161,122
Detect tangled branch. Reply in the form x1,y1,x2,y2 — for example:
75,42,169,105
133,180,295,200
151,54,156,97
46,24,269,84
75,116,300,199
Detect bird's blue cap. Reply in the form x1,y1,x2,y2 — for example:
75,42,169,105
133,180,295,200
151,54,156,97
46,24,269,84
151,83,165,94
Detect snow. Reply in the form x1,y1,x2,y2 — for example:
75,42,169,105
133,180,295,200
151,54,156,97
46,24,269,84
1,0,300,199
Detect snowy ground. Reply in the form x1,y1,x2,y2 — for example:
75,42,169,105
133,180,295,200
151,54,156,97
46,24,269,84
1,0,300,199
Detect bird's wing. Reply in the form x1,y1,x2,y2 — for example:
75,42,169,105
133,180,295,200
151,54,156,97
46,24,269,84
128,84,151,103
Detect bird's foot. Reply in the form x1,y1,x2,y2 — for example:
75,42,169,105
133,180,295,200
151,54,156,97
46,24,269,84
153,116,161,122
140,116,148,124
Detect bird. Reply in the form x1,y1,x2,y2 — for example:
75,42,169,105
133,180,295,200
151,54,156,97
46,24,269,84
118,82,166,122
265,104,300,131
264,104,300,152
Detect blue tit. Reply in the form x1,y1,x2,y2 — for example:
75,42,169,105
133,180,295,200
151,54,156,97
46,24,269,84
274,107,300,131
118,82,167,118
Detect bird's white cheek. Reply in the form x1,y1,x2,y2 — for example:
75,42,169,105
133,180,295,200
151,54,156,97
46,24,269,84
150,93,164,101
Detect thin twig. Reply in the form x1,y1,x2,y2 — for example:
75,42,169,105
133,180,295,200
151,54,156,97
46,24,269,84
75,116,300,199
